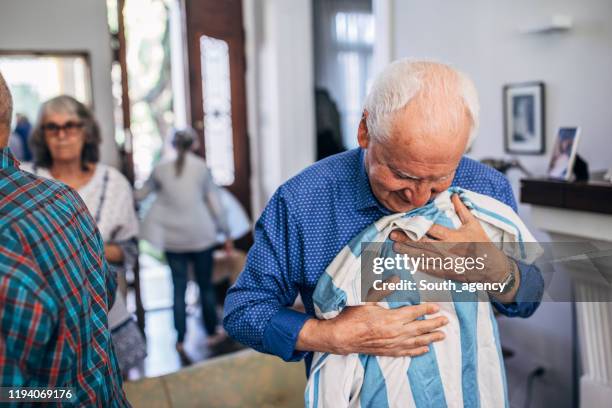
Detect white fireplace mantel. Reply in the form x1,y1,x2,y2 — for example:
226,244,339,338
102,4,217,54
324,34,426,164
530,205,612,408
530,205,612,242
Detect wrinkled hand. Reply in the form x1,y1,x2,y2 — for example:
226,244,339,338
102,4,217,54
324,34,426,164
297,280,448,357
390,194,508,285
326,303,447,356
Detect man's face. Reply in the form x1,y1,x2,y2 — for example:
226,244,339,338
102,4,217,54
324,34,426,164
359,104,470,213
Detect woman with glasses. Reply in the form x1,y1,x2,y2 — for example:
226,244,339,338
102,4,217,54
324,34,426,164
22,95,146,375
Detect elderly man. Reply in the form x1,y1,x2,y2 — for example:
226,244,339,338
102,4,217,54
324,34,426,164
0,73,130,405
224,60,542,395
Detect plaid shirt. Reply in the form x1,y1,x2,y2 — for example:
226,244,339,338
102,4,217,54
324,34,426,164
0,148,130,407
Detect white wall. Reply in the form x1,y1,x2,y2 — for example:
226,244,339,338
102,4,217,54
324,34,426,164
0,0,118,167
243,0,316,217
391,1,612,406
392,0,612,175
372,0,394,77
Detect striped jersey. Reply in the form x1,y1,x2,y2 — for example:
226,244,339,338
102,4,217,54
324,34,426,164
307,187,541,408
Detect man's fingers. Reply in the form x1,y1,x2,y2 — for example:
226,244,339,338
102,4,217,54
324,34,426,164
394,302,440,322
405,330,446,350
405,346,430,357
426,224,452,240
392,240,424,257
365,275,400,303
389,229,410,242
392,239,441,258
451,194,473,225
365,331,446,357
408,315,449,335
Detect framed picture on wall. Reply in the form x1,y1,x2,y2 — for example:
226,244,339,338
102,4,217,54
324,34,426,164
503,82,545,154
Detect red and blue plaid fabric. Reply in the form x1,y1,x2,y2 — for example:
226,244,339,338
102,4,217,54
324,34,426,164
0,148,130,407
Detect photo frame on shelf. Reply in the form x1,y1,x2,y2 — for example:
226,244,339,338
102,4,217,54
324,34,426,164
547,127,581,181
503,81,545,155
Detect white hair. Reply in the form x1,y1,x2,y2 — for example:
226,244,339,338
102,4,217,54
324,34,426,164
363,59,480,148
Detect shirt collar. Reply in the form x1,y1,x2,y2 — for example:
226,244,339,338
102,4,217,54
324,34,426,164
354,148,391,214
0,148,20,170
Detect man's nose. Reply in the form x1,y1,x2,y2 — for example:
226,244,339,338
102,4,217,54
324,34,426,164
404,184,433,207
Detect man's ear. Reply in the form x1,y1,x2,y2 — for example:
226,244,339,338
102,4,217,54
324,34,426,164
357,110,370,149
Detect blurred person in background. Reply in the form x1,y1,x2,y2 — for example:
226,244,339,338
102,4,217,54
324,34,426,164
7,114,33,161
23,95,146,373
137,127,233,354
0,72,130,406
7,128,24,159
14,113,33,160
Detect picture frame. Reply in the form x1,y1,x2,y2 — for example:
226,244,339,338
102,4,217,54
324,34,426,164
503,81,545,155
547,127,581,181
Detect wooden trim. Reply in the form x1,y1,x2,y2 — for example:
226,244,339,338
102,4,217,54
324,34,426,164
115,0,145,334
116,0,136,187
183,0,252,217
117,0,130,131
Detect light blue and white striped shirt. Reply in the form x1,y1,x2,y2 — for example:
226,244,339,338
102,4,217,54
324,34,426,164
306,187,541,408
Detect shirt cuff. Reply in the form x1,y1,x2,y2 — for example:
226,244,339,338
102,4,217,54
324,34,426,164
263,308,312,362
492,260,544,318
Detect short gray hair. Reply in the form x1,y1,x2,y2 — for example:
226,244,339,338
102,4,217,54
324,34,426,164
0,71,13,132
363,59,480,148
31,95,101,170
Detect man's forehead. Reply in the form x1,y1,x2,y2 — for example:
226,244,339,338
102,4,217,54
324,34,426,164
384,101,471,155
388,161,456,181
376,141,459,178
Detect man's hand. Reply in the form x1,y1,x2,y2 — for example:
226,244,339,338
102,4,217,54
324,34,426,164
390,194,520,302
296,293,447,357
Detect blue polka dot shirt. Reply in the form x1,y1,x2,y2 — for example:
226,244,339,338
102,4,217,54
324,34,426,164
223,148,543,367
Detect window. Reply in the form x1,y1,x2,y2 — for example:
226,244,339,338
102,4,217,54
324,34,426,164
0,52,92,123
200,35,235,186
334,11,374,148
335,12,374,45
313,0,374,150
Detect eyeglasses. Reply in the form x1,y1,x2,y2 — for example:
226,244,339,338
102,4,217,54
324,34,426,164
42,121,84,137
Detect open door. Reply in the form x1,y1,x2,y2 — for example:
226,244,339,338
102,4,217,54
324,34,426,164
183,0,252,221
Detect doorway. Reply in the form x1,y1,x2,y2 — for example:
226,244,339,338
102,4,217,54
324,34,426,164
313,0,375,159
107,0,252,379
184,0,252,216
